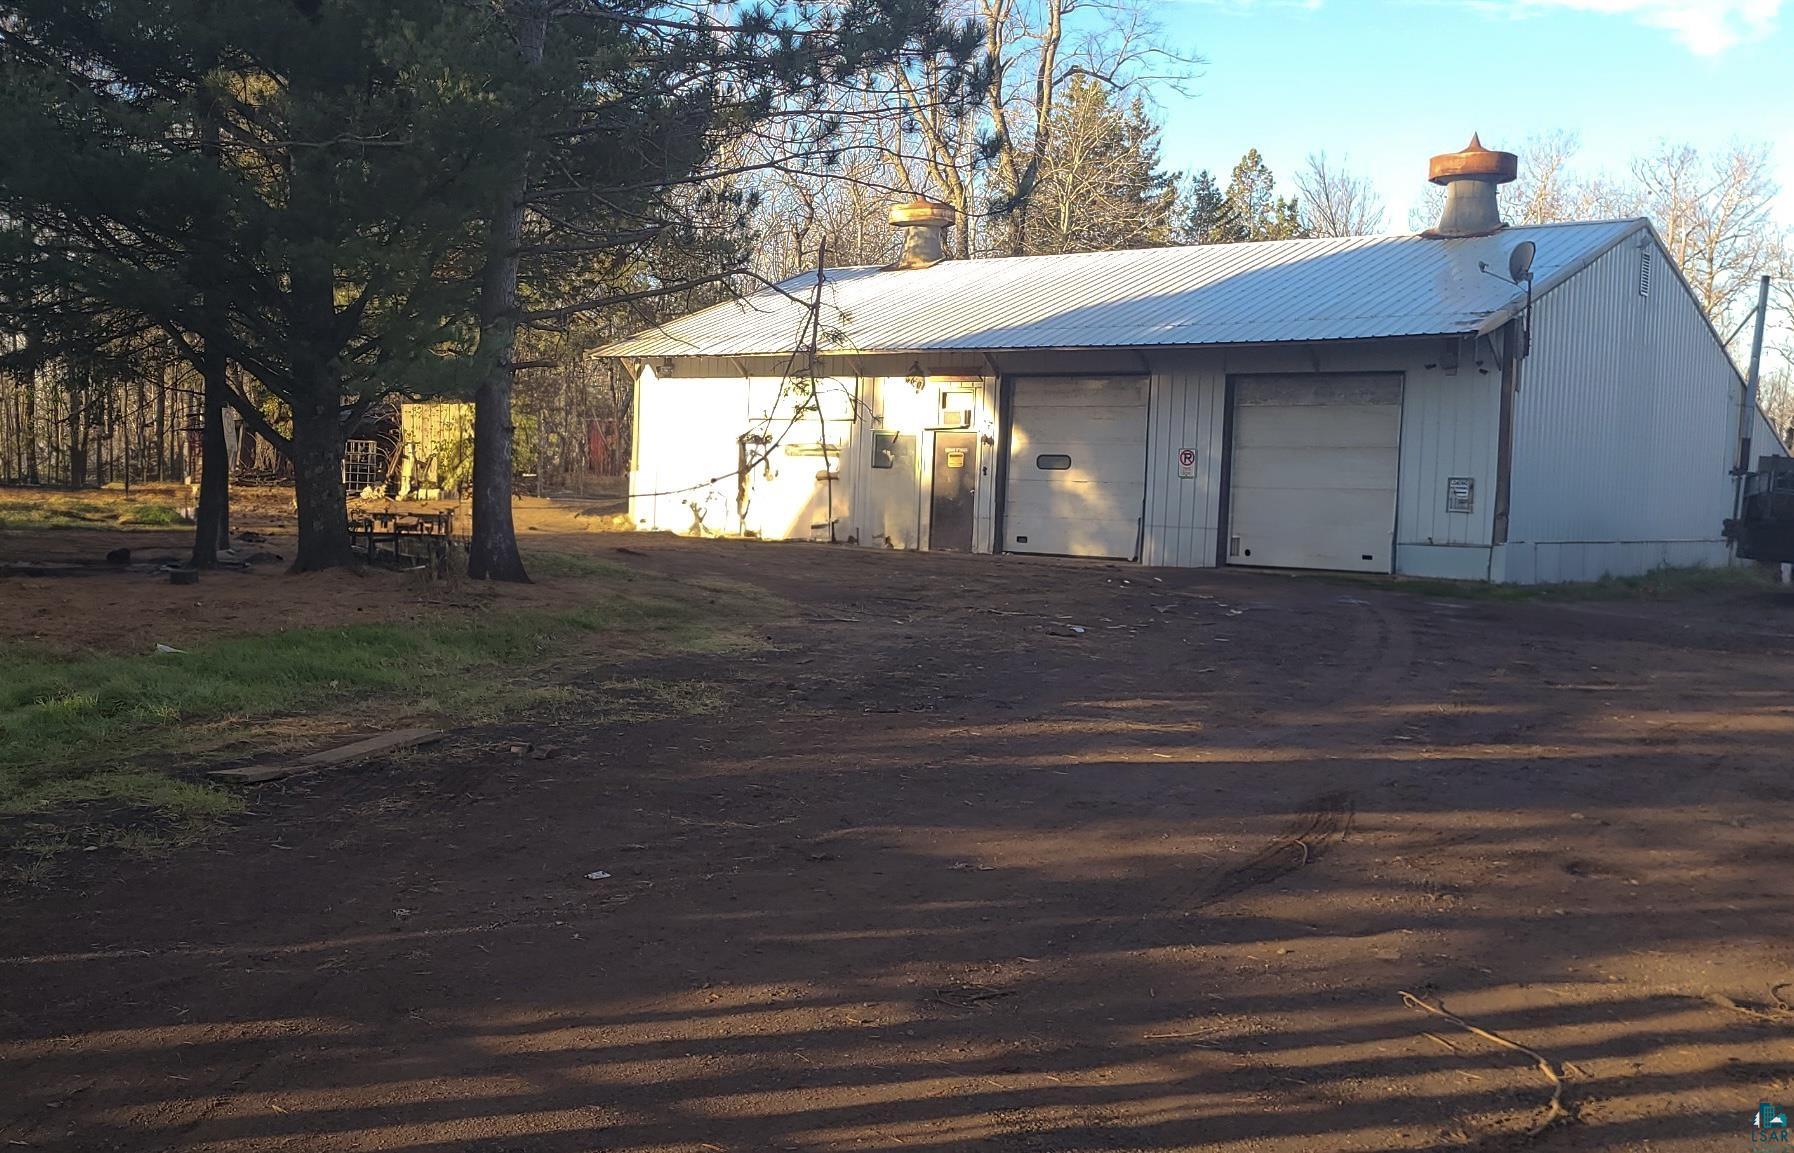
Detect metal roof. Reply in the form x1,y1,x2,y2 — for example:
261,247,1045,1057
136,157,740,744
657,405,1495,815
599,218,1647,359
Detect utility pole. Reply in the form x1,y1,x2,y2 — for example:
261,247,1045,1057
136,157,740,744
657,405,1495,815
1733,274,1773,528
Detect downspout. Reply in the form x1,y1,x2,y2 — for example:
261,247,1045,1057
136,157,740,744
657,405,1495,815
1491,321,1520,578
989,356,1014,556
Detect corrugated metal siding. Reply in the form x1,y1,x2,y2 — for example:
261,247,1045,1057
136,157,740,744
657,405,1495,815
742,373,862,542
603,221,1643,358
1139,342,1500,572
628,366,750,535
1397,345,1501,549
1505,232,1750,580
635,341,1503,570
629,355,1002,550
1142,360,1227,567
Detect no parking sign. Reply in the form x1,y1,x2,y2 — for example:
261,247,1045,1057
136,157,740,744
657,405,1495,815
1177,447,1196,479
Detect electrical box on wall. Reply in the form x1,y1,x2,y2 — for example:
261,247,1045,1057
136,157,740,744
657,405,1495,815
1446,477,1475,513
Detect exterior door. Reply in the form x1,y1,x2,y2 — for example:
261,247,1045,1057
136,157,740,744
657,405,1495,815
929,431,977,551
1003,376,1149,559
1227,374,1402,573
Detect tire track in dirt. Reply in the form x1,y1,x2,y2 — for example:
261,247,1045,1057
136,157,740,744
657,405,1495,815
962,599,1418,1152
1176,593,1417,899
1203,790,1356,906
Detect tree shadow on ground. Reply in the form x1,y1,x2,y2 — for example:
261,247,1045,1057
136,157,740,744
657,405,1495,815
2,534,1791,1152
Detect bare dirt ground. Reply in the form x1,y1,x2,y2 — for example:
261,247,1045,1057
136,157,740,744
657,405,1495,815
3,531,1793,1152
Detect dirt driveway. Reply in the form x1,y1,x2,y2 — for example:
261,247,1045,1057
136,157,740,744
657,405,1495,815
3,536,1793,1152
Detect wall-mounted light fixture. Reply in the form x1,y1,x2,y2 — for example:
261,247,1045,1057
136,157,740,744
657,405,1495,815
906,360,926,392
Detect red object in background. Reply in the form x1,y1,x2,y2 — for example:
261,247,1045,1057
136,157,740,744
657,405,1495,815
586,419,623,476
185,428,204,481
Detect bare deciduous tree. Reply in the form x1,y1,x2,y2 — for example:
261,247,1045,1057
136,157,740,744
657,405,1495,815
751,127,905,277
1755,368,1794,449
1025,76,1177,254
986,0,1195,254
884,0,1196,258
1295,151,1385,237
1406,134,1785,337
1408,131,1624,232
1502,130,1587,225
1632,141,1780,323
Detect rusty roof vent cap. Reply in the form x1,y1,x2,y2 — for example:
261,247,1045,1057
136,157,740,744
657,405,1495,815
888,197,956,269
1424,134,1520,239
1428,133,1520,185
889,196,957,228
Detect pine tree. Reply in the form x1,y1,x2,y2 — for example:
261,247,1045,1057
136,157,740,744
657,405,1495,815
1180,170,1246,244
462,0,984,580
1217,149,1306,242
1023,77,1179,254
0,0,512,570
1270,196,1305,240
1,0,983,575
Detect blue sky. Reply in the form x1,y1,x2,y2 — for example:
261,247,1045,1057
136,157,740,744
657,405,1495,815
1155,0,1794,229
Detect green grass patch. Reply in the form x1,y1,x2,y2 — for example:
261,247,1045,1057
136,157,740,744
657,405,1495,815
0,494,186,531
523,549,633,580
0,574,775,840
117,503,185,527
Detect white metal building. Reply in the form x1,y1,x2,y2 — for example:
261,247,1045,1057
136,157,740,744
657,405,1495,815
602,145,1784,584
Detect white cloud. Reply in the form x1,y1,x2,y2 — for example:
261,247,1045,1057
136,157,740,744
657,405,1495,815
1178,0,1325,9
1496,0,1780,55
1187,0,1776,55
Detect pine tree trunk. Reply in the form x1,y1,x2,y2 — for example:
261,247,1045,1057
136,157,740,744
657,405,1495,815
289,399,354,572
23,369,37,483
156,361,167,483
466,0,546,584
46,380,59,482
6,387,19,481
67,377,86,488
190,101,230,563
190,345,230,567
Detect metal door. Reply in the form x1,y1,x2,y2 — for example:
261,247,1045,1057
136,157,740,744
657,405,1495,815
929,431,977,551
1002,376,1149,559
1227,374,1402,573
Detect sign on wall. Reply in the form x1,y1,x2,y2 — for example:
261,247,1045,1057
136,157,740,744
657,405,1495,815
1177,447,1197,479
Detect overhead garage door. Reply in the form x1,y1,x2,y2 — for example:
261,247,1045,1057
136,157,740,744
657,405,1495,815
1228,374,1401,574
1003,376,1148,559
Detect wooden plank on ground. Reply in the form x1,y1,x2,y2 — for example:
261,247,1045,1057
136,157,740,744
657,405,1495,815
210,727,444,783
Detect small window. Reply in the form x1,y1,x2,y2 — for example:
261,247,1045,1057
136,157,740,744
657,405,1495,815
941,388,976,413
1036,454,1072,471
872,430,902,469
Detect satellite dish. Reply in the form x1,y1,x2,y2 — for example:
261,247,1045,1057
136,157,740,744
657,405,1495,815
1508,241,1537,284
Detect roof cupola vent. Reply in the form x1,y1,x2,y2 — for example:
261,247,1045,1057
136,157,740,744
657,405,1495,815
1424,134,1518,239
887,197,956,270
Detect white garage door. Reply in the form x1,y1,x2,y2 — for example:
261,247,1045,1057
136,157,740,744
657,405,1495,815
1228,374,1401,574
1004,376,1148,559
